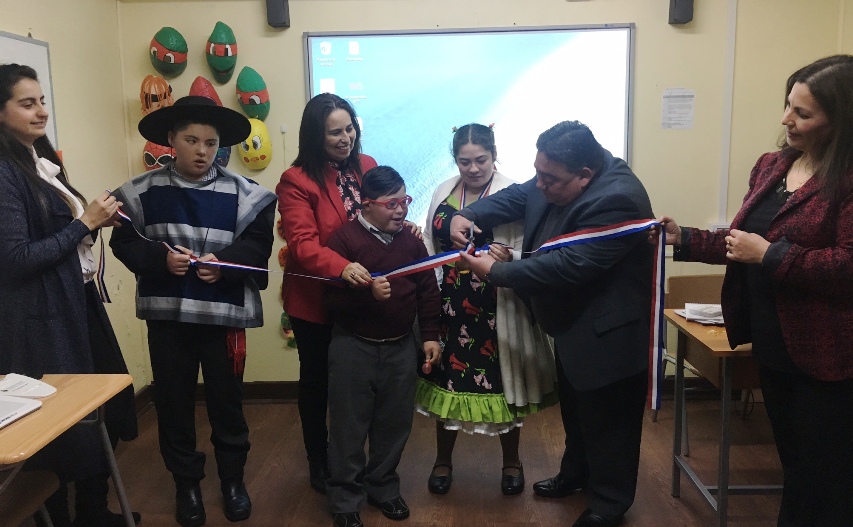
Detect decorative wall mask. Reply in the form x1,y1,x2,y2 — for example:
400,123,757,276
215,146,232,167
143,141,174,171
189,76,223,106
235,67,270,121
149,27,188,77
239,118,271,170
140,75,174,115
205,22,238,83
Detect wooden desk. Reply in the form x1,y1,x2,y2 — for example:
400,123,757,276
665,310,782,527
0,374,136,527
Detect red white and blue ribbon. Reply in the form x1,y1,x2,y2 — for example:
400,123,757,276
117,208,272,273
96,235,112,303
359,218,667,409
118,206,667,408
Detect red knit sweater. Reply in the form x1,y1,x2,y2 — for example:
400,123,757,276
325,220,441,342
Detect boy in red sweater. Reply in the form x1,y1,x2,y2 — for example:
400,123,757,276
324,166,442,527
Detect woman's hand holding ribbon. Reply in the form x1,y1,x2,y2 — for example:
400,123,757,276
81,190,122,230
648,216,682,246
489,243,512,262
341,261,371,287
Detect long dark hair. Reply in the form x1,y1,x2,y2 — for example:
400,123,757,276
291,93,363,188
781,55,853,207
0,64,86,219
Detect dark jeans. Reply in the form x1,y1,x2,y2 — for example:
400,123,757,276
760,366,853,527
556,353,647,520
147,320,250,482
289,316,332,464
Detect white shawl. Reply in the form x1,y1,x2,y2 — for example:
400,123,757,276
422,171,557,407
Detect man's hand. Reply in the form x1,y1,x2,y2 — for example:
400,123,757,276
371,276,391,301
167,245,193,276
423,340,442,365
196,253,222,283
449,214,481,249
458,250,496,281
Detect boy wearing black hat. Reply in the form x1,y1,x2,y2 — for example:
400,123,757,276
110,96,276,527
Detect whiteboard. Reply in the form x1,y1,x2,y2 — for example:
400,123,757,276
0,31,58,147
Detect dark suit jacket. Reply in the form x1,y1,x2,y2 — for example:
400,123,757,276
0,157,108,481
680,149,853,381
462,151,655,390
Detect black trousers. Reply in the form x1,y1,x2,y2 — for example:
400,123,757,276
289,316,332,464
555,353,647,520
760,366,853,527
147,320,250,483
326,329,417,513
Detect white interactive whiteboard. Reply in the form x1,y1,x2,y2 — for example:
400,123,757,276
0,31,58,147
304,25,634,226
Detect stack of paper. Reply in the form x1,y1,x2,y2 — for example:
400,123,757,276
0,374,54,430
675,303,725,325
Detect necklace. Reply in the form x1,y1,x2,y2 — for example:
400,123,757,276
169,164,215,255
460,174,494,207
789,156,816,191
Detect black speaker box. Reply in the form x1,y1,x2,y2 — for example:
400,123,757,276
669,0,694,25
266,0,290,28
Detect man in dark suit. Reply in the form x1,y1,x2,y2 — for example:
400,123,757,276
452,121,654,527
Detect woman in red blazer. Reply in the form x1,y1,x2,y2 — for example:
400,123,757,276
660,55,853,526
276,94,377,494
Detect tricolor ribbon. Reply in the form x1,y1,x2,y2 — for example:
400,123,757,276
118,207,667,408
96,235,111,303
117,208,271,273
346,218,666,410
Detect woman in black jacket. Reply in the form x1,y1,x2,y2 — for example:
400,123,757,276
0,64,138,527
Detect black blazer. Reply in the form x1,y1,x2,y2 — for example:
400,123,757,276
464,151,655,390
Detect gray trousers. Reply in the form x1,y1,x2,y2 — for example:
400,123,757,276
326,326,417,513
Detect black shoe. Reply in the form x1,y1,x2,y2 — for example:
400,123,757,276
309,459,330,494
427,463,453,494
221,479,252,522
572,509,624,527
501,465,525,495
72,510,142,526
367,496,409,521
332,512,363,527
532,473,584,498
175,481,205,527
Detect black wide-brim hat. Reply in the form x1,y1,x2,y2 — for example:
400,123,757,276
138,95,251,147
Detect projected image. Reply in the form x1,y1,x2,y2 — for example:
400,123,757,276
306,27,631,225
